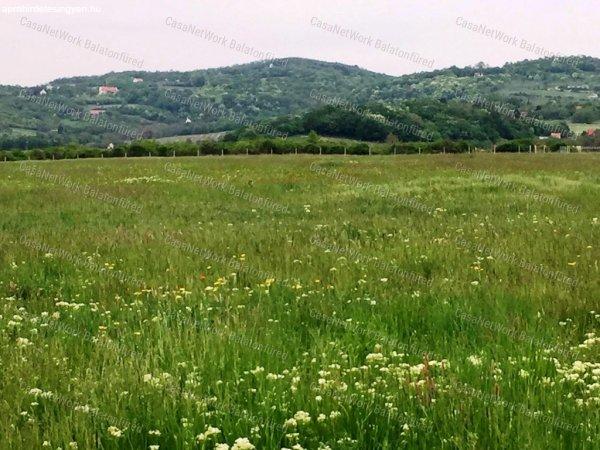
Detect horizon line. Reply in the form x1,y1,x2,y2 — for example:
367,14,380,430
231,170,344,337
2,54,595,88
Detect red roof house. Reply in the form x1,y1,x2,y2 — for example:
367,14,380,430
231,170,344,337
98,86,119,95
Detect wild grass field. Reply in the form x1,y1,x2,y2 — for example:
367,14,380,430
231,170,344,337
0,154,599,450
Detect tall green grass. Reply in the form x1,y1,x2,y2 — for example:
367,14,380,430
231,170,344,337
0,154,598,449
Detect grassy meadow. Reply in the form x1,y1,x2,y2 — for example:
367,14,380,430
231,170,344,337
0,154,599,449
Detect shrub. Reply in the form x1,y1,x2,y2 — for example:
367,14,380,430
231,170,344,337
348,143,369,155
496,139,533,153
30,149,47,160
77,148,102,159
128,143,149,157
0,150,16,161
303,143,320,154
200,140,220,155
322,143,346,154
391,143,419,154
157,145,171,157
11,150,27,160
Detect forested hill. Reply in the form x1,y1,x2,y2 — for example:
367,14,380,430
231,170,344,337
0,56,598,148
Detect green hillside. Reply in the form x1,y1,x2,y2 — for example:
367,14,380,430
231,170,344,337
0,56,598,149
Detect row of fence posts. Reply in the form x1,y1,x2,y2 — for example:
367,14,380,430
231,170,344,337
163,145,472,156
154,143,561,156
153,144,556,156
2,144,583,162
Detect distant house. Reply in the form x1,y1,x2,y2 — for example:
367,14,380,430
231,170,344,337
39,89,47,96
185,117,192,124
133,77,144,83
589,93,599,99
550,132,562,139
474,72,484,77
98,86,119,95
89,108,106,117
587,129,596,137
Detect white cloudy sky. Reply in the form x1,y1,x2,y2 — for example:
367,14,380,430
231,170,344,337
1,0,598,86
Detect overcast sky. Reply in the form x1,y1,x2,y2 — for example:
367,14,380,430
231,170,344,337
1,0,598,86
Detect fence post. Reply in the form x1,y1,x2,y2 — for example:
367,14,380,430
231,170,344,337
518,145,521,153
221,148,224,156
418,147,421,155
295,147,297,155
529,145,532,154
125,152,128,158
393,146,396,155
149,152,152,157
246,148,249,156
443,146,446,154
173,150,175,157
270,148,273,155
197,149,200,157
369,145,372,156
492,145,496,154
319,146,322,155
